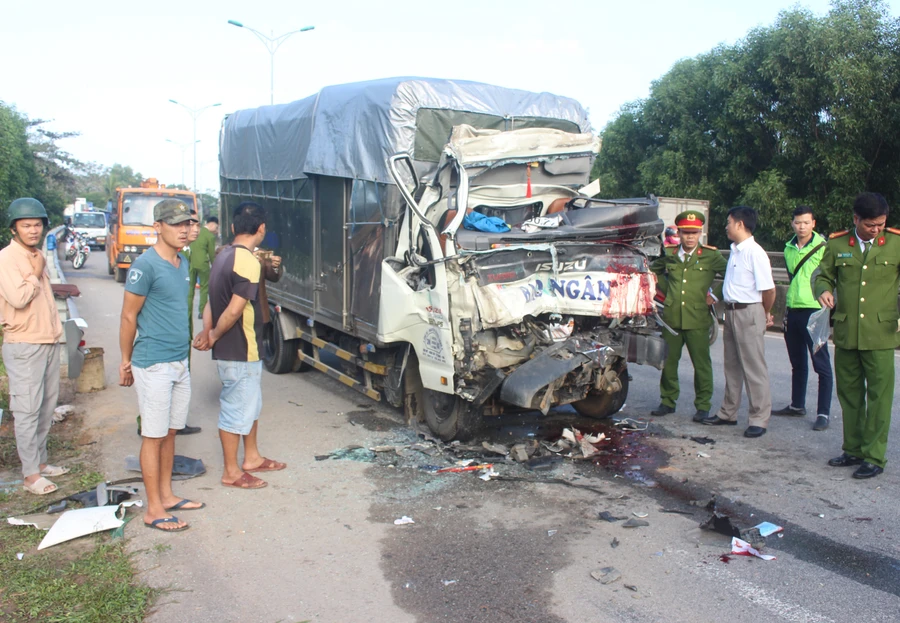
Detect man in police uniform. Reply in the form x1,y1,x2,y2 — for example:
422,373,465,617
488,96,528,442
815,192,900,479
650,210,727,422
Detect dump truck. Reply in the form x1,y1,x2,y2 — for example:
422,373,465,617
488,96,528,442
219,77,667,440
106,179,197,282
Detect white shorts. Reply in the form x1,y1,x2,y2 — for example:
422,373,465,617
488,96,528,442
132,359,191,438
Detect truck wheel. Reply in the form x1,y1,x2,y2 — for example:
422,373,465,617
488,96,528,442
115,267,126,283
423,388,481,441
572,364,630,419
263,311,312,374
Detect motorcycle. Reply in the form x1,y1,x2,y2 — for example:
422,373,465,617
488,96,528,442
65,232,90,269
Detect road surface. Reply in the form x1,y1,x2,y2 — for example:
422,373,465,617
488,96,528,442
66,253,900,623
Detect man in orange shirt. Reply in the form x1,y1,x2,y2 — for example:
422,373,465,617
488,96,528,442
0,198,67,495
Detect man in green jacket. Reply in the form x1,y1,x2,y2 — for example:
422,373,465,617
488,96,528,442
815,192,900,479
773,206,832,431
649,210,727,422
188,216,218,319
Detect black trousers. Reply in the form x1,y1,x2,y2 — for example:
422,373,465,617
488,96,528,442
784,307,833,415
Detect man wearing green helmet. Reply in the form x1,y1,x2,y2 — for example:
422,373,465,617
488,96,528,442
0,198,68,495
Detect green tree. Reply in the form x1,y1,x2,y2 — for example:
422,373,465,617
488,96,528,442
595,0,900,248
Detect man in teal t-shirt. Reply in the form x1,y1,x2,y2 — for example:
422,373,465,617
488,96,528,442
119,199,204,533
772,205,832,431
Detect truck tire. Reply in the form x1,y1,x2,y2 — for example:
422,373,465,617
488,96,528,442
423,388,481,442
263,310,312,374
572,364,629,419
115,267,126,283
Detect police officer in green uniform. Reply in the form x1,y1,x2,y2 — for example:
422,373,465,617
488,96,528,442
650,210,728,421
815,192,900,479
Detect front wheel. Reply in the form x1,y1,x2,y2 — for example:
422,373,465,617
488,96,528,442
572,363,630,419
423,388,481,441
115,267,126,283
72,252,86,269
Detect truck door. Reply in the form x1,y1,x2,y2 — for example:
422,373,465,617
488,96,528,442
315,176,349,329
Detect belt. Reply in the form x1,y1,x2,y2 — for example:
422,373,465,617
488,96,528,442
723,302,755,310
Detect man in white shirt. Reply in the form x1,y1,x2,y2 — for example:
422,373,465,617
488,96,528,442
702,206,776,438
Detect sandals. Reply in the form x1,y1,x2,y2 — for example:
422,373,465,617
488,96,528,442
41,465,70,477
145,516,190,532
164,499,206,511
244,458,286,473
222,472,267,489
23,476,58,495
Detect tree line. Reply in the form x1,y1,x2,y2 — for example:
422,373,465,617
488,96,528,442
593,0,900,249
0,102,218,246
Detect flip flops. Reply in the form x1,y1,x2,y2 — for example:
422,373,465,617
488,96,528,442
145,517,190,532
164,499,206,511
23,476,58,495
40,465,70,477
244,458,286,473
222,472,267,489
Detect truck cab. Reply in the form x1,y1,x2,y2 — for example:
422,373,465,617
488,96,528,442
107,178,196,282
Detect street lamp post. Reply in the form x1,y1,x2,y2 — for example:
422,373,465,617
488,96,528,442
227,20,315,105
165,138,200,188
168,100,221,214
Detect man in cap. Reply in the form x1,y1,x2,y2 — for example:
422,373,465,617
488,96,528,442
119,198,204,531
773,205,831,431
0,198,67,495
815,192,900,479
650,210,727,422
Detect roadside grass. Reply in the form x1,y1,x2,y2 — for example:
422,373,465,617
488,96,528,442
0,408,157,622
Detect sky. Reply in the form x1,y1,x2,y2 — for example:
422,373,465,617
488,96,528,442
2,0,898,195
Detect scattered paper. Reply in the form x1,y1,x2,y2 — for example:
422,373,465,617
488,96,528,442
16,553,24,560
479,467,499,481
754,521,783,537
731,537,775,561
394,516,415,525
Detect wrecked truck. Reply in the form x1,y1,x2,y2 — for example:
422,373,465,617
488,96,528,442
218,77,667,440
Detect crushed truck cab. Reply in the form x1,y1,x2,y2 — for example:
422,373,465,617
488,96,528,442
218,77,667,441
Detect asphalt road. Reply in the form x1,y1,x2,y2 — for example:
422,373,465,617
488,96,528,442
65,252,899,623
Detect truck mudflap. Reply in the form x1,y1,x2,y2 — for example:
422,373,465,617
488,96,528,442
498,332,667,411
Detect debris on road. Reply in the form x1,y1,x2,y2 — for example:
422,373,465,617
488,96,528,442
126,454,206,479
614,418,648,431
547,529,558,537
610,537,619,548
524,456,563,471
511,444,530,463
731,537,776,561
441,580,458,586
435,463,494,474
590,567,621,584
52,405,75,423
632,511,648,518
599,511,626,522
622,518,649,528
481,442,509,456
38,500,142,550
697,452,711,458
624,584,638,592
754,521,783,537
687,435,716,445
394,516,415,525
660,509,693,515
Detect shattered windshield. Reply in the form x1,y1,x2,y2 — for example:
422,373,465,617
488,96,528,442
122,194,195,226
72,213,106,228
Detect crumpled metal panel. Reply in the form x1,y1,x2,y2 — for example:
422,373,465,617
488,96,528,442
219,77,591,184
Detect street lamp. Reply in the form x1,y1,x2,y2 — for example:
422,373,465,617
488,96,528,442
165,138,200,188
228,19,315,105
168,100,221,205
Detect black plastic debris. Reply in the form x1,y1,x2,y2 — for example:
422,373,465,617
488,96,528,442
125,455,206,480
524,456,563,471
599,511,626,522
689,436,716,445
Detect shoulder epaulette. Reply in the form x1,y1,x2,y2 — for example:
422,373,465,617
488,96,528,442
886,227,900,235
829,230,850,239
701,244,717,250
